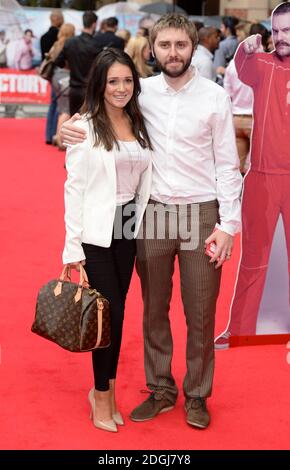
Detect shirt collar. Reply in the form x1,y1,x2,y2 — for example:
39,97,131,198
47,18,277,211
197,44,213,59
159,66,199,93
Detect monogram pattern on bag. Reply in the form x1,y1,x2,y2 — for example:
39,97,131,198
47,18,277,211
31,280,111,352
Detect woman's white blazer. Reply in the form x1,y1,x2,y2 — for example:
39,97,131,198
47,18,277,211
62,118,152,264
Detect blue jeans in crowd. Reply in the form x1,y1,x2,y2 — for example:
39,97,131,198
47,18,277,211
45,88,58,144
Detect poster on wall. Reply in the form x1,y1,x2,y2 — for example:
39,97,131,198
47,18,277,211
0,68,50,104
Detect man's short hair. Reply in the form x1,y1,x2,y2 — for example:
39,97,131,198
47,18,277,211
83,11,98,29
50,9,64,27
106,17,119,29
272,1,290,16
222,16,239,36
150,13,198,50
198,26,217,43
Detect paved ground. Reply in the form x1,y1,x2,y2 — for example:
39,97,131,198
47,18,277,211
0,104,48,118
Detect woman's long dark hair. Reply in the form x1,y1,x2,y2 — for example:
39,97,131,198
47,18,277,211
81,48,153,151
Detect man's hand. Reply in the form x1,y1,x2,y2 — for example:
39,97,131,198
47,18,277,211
60,113,86,146
243,34,264,54
205,230,234,269
216,66,225,76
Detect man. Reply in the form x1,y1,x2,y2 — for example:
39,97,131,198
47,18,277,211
215,2,290,348
94,17,124,50
95,19,107,36
214,16,239,86
213,16,239,70
55,11,100,116
60,14,242,429
40,9,64,145
191,26,220,81
40,9,64,61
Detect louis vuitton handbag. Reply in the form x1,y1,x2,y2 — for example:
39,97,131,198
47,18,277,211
31,265,110,352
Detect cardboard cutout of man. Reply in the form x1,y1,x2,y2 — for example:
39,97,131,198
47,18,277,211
215,1,290,348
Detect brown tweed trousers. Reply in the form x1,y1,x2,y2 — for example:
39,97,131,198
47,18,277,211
136,199,221,403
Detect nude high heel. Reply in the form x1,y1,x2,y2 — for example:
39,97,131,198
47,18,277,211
88,389,118,433
112,411,124,426
109,379,124,425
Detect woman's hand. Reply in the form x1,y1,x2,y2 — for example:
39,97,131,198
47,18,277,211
66,260,85,271
205,230,234,269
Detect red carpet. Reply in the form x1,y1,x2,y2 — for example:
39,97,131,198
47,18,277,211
0,118,289,450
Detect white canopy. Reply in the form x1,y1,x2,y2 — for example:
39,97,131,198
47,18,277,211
0,0,27,28
96,2,141,18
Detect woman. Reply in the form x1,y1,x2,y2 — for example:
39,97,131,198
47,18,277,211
49,23,75,149
62,48,153,433
125,36,153,78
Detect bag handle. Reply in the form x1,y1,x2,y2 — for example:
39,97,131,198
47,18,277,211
74,264,89,302
60,264,72,281
54,264,90,302
53,85,69,102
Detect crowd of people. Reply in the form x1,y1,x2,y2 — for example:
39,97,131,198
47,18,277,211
34,9,273,163
1,8,273,164
1,7,273,160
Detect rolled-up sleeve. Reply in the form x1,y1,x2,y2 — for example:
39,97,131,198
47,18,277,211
234,41,258,87
212,91,242,235
62,121,90,264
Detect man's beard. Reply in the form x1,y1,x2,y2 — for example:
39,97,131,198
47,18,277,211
275,41,290,57
155,56,192,78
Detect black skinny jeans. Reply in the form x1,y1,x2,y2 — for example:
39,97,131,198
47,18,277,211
82,201,136,391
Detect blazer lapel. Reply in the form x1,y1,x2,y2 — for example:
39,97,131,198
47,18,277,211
99,146,117,193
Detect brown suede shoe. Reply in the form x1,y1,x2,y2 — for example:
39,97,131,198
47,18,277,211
130,392,175,422
185,398,210,429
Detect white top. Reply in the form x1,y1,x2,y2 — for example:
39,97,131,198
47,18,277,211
191,45,216,81
139,68,242,236
115,140,151,205
223,59,253,115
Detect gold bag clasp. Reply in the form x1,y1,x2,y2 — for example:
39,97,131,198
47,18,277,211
88,289,97,295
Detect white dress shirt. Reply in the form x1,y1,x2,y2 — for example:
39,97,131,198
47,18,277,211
191,44,216,81
223,59,253,115
139,68,242,235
